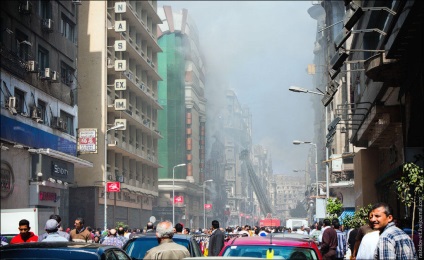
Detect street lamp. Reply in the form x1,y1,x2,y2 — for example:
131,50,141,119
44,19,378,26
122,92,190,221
289,86,324,96
203,179,213,229
293,140,319,200
289,86,330,203
172,163,186,225
104,124,125,231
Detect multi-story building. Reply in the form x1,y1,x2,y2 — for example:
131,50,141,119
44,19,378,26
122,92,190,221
310,0,423,222
73,0,162,229
154,6,207,229
274,174,306,224
1,0,92,226
307,1,357,219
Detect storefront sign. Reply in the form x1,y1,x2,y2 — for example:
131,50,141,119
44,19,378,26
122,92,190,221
174,196,184,204
106,182,120,192
39,191,57,201
77,128,97,154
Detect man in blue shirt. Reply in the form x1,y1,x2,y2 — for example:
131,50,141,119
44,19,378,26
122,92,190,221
332,219,346,260
371,202,417,260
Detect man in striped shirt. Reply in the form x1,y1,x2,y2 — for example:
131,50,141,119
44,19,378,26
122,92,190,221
371,202,417,260
332,219,346,260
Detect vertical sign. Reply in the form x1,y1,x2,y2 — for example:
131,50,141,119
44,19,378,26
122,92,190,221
77,128,97,154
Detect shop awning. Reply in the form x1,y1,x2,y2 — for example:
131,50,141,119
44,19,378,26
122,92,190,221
339,209,355,224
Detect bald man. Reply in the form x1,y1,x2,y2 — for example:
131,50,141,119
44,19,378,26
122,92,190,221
143,221,190,260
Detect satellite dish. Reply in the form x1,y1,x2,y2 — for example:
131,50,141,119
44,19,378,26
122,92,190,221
149,216,156,223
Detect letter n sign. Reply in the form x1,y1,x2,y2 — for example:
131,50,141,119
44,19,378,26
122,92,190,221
115,2,126,13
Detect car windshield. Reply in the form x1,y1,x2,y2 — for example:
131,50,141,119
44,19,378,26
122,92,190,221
125,238,190,260
222,245,318,259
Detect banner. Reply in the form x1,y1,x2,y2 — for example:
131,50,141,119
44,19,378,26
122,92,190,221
174,196,184,204
77,128,97,154
106,182,120,192
204,204,212,209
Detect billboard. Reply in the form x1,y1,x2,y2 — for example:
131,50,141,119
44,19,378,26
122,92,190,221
77,128,97,154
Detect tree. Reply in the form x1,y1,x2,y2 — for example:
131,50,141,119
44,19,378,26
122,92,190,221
393,162,424,236
115,221,128,230
326,198,343,220
342,204,372,229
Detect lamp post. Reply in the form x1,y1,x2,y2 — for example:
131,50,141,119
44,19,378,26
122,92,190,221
289,86,330,201
293,140,319,215
203,179,213,229
289,86,324,96
172,163,186,225
104,124,125,231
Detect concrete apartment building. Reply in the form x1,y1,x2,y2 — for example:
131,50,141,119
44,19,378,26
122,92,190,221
1,0,92,227
73,0,163,229
274,174,307,223
307,0,423,222
155,6,207,228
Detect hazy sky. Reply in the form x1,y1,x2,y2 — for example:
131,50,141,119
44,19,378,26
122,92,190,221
158,1,319,174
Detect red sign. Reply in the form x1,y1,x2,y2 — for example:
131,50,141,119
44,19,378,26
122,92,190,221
204,204,212,209
240,213,244,217
39,191,57,201
174,196,184,203
106,182,121,192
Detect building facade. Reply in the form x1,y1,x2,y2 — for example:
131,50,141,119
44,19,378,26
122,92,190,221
310,0,423,223
155,6,207,229
1,0,92,228
73,0,162,229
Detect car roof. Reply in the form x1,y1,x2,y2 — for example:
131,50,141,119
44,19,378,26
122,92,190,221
269,233,312,239
129,233,193,240
225,236,315,247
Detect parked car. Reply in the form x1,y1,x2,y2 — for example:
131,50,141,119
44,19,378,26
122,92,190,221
269,232,319,246
0,242,132,259
218,236,322,259
123,233,203,259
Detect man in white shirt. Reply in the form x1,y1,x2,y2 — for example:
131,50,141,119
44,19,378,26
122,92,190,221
356,230,379,260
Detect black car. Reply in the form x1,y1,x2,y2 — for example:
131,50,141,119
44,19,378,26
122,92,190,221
123,233,203,259
0,242,132,259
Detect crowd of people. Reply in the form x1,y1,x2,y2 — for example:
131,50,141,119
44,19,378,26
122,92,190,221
0,202,419,259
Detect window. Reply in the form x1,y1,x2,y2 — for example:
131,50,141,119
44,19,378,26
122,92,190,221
38,0,52,19
37,45,49,70
60,15,75,42
14,88,27,114
60,110,74,136
37,99,47,124
60,62,74,87
16,30,30,61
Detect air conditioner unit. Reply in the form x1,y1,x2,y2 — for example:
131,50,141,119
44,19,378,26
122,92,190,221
7,97,16,108
116,175,124,183
60,121,68,132
51,116,63,129
27,60,37,72
19,1,32,14
42,19,54,32
51,71,58,81
44,68,51,79
31,107,41,119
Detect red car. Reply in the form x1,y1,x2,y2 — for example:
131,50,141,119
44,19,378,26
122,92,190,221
218,236,322,259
